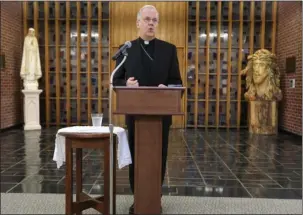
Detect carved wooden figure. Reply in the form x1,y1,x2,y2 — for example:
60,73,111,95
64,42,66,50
241,49,282,134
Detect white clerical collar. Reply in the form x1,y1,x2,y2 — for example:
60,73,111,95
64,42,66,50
144,40,149,45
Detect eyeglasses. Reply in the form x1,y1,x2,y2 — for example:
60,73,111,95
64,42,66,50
142,17,158,24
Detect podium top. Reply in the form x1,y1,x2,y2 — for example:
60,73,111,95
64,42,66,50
113,86,185,115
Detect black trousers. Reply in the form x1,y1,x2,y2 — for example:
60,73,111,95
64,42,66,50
126,115,171,194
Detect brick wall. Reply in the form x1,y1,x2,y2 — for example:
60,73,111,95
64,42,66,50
0,2,23,129
276,2,302,135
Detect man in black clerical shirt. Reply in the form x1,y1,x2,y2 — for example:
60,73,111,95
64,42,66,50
113,5,182,214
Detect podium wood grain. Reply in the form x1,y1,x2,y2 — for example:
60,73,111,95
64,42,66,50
134,116,162,214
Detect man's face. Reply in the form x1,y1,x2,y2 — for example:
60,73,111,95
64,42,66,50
137,8,158,39
252,59,268,84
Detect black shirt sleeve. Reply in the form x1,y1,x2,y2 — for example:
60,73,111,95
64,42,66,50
167,45,183,86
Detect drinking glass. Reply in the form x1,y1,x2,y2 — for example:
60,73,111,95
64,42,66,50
91,113,103,126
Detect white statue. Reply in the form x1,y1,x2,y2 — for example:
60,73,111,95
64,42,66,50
20,28,42,90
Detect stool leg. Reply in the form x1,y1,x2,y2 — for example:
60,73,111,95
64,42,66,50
76,148,83,215
65,139,73,215
103,143,110,215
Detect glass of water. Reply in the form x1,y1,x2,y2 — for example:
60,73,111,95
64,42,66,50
91,113,103,126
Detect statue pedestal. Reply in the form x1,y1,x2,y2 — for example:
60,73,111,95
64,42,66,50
248,101,278,135
22,89,43,130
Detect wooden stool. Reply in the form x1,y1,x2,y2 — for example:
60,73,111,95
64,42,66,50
60,132,116,215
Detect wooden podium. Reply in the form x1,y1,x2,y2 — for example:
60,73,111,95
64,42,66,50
113,86,185,214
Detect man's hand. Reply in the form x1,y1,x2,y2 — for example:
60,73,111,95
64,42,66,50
158,84,167,87
126,77,139,87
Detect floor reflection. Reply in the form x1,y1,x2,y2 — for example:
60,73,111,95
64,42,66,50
22,130,42,193
0,127,301,199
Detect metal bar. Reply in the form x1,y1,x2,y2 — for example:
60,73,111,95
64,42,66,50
237,1,244,129
184,2,189,127
194,1,200,128
23,2,28,37
66,2,71,126
261,1,266,49
215,1,221,127
98,2,102,114
33,2,38,37
205,1,210,127
271,2,277,53
44,2,50,127
247,2,255,127
87,2,92,125
226,2,232,128
109,2,112,125
249,2,255,54
76,2,81,125
109,3,114,214
55,2,61,126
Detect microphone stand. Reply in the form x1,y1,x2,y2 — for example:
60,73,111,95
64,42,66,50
109,51,128,215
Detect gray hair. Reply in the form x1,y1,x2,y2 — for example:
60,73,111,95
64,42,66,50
137,5,159,21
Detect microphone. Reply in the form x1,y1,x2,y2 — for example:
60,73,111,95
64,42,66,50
112,41,132,60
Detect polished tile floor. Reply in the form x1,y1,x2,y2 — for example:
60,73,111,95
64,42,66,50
1,127,302,199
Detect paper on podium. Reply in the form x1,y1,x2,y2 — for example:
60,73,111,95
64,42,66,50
53,126,132,169
167,84,183,87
